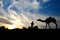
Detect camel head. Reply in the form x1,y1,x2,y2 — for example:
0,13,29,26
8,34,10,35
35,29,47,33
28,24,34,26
37,19,41,21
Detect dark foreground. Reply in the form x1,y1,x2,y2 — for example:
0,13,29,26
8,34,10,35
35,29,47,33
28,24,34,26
0,26,59,32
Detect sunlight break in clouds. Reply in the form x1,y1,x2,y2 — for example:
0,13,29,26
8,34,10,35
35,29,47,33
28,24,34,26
0,0,60,29
0,0,41,29
5,0,43,29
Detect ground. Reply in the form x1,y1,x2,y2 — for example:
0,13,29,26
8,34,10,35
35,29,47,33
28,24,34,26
0,26,59,32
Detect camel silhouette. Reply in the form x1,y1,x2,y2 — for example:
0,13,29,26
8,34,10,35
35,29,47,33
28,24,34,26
37,17,57,29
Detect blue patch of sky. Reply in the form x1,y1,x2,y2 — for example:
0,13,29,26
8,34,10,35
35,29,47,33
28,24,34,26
37,0,60,16
10,6,19,13
2,0,60,16
2,0,12,12
2,0,19,13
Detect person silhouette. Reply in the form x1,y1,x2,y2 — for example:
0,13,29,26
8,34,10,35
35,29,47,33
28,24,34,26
31,21,34,27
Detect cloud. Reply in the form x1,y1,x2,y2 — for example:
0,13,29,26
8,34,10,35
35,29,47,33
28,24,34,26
31,0,40,9
0,8,60,29
19,12,48,28
8,0,40,13
0,0,3,8
0,0,60,29
0,10,60,29
0,17,12,24
0,9,47,29
42,0,49,3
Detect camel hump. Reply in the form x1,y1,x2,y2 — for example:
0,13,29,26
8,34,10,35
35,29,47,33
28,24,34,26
48,17,54,19
45,17,56,22
49,17,55,19
49,17,56,20
49,17,52,18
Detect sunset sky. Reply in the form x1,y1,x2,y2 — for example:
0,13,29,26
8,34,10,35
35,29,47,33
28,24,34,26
0,0,60,29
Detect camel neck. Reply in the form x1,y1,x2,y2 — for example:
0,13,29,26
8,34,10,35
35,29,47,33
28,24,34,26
39,19,45,22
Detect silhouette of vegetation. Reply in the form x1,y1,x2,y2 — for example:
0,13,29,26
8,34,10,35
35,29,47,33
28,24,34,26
0,21,39,32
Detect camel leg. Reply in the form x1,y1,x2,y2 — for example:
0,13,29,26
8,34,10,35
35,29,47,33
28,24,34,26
55,23,57,29
45,23,47,29
53,21,57,29
56,23,57,29
48,24,51,29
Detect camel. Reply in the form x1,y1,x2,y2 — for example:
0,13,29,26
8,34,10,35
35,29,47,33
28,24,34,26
37,17,57,29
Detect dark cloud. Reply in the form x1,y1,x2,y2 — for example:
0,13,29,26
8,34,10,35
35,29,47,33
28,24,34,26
0,12,3,16
0,18,12,24
16,0,19,1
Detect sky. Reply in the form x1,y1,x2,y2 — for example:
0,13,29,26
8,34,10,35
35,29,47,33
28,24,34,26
0,0,60,29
